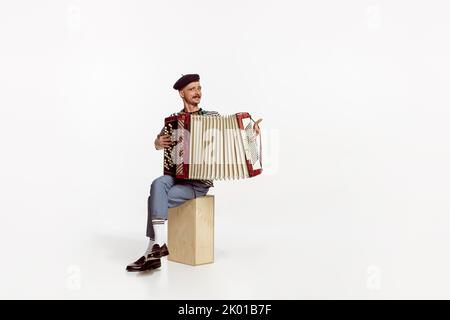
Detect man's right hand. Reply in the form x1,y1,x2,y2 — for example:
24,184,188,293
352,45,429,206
155,134,173,150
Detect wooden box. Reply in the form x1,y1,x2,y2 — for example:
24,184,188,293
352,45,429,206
168,195,214,265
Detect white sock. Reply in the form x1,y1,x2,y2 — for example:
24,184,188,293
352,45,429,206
153,220,167,245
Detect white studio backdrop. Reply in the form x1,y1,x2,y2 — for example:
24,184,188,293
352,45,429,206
1,0,450,299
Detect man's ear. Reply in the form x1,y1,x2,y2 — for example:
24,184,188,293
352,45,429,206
179,90,184,98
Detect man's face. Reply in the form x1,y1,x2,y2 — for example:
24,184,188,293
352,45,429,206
179,81,202,106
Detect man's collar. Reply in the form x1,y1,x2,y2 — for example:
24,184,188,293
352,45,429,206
179,107,203,114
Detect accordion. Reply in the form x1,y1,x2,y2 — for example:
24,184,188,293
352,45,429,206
163,112,262,180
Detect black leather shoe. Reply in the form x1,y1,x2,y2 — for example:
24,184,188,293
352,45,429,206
147,244,161,258
160,243,169,257
126,256,147,272
147,243,170,258
126,255,161,272
126,244,163,272
126,242,170,272
141,257,161,271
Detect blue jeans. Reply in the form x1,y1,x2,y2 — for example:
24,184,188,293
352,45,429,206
146,175,210,239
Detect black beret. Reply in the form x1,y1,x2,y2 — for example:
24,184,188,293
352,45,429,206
173,74,200,90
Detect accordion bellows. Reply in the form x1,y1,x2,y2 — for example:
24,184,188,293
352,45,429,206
163,112,262,180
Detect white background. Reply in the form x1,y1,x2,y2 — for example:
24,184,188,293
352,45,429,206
1,0,450,299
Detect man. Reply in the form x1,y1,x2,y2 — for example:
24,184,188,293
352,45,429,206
126,74,262,272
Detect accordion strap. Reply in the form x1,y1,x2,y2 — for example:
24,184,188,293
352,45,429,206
250,116,262,168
